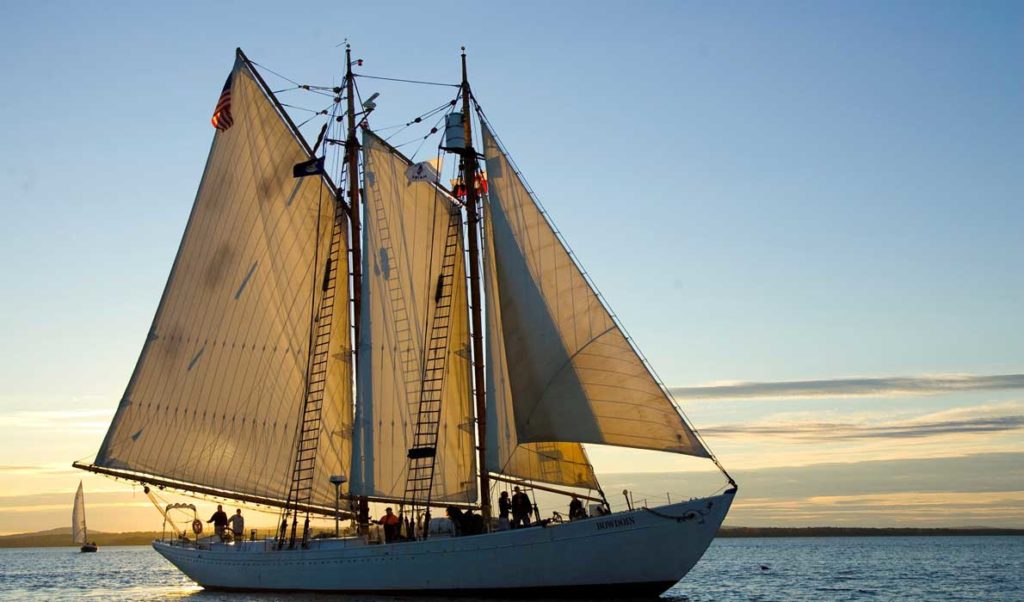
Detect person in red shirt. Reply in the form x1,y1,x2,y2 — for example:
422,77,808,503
378,507,400,543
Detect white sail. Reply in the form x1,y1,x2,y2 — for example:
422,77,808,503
481,125,708,457
483,209,599,488
72,481,87,545
93,54,352,509
350,132,477,503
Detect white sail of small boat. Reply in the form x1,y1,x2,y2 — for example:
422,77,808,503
73,46,735,595
73,481,97,552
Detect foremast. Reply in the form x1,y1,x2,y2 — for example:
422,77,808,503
458,49,491,521
345,44,362,352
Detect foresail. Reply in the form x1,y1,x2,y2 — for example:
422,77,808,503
351,131,476,503
481,125,708,457
483,212,599,488
93,53,353,509
72,482,86,545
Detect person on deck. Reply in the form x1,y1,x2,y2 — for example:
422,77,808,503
510,486,532,529
378,507,400,543
569,495,587,520
445,506,464,536
228,509,245,545
207,504,228,540
497,491,511,530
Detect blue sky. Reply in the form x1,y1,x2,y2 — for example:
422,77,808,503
0,1,1022,532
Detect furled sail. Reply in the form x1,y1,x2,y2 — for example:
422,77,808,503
481,125,708,457
72,482,87,545
92,53,353,510
483,210,599,488
350,131,477,503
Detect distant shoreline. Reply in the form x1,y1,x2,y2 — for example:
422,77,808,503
2,526,1021,548
718,526,1024,538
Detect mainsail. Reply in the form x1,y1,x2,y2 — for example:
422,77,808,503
72,481,87,545
91,53,352,509
481,124,708,457
350,131,477,503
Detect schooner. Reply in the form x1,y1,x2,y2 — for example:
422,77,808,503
74,47,737,596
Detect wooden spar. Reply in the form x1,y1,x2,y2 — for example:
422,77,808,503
489,474,605,504
345,45,362,359
73,462,352,519
459,49,490,521
72,462,480,515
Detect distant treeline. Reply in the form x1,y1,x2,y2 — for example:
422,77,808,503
719,526,1024,538
0,530,162,548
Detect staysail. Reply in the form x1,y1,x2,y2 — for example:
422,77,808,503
72,481,87,545
481,124,708,457
483,210,599,488
91,53,352,510
350,131,477,503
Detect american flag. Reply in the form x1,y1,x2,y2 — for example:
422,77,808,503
211,73,234,131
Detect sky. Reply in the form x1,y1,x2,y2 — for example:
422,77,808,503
0,0,1022,535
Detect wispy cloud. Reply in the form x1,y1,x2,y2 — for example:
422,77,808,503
597,453,1024,527
703,401,1024,441
706,416,1024,440
671,373,1024,400
0,408,112,433
0,464,78,475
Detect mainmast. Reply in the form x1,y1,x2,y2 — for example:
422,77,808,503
345,44,362,352
459,48,491,521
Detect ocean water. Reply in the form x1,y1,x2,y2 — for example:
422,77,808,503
0,537,1020,601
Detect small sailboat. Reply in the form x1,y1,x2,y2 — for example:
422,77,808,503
74,46,736,595
73,481,98,553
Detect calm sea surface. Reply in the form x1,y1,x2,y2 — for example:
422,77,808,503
0,537,1020,601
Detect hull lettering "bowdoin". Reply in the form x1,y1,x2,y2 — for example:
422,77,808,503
595,516,637,530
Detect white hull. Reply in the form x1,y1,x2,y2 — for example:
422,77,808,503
153,491,733,596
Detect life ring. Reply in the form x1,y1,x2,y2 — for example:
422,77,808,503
192,519,203,534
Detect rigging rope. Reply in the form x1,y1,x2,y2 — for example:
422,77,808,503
355,72,458,87
642,506,705,523
248,60,336,98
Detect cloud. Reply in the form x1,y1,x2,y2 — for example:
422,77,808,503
701,402,1024,441
593,453,1024,527
671,373,1024,401
705,416,1024,440
0,464,78,475
0,408,112,433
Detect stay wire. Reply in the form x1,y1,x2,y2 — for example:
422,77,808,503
379,100,457,142
355,72,458,87
280,101,332,115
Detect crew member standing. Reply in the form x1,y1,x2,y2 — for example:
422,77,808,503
497,491,512,530
568,495,587,520
207,504,228,540
510,486,532,529
228,509,245,545
378,507,400,543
